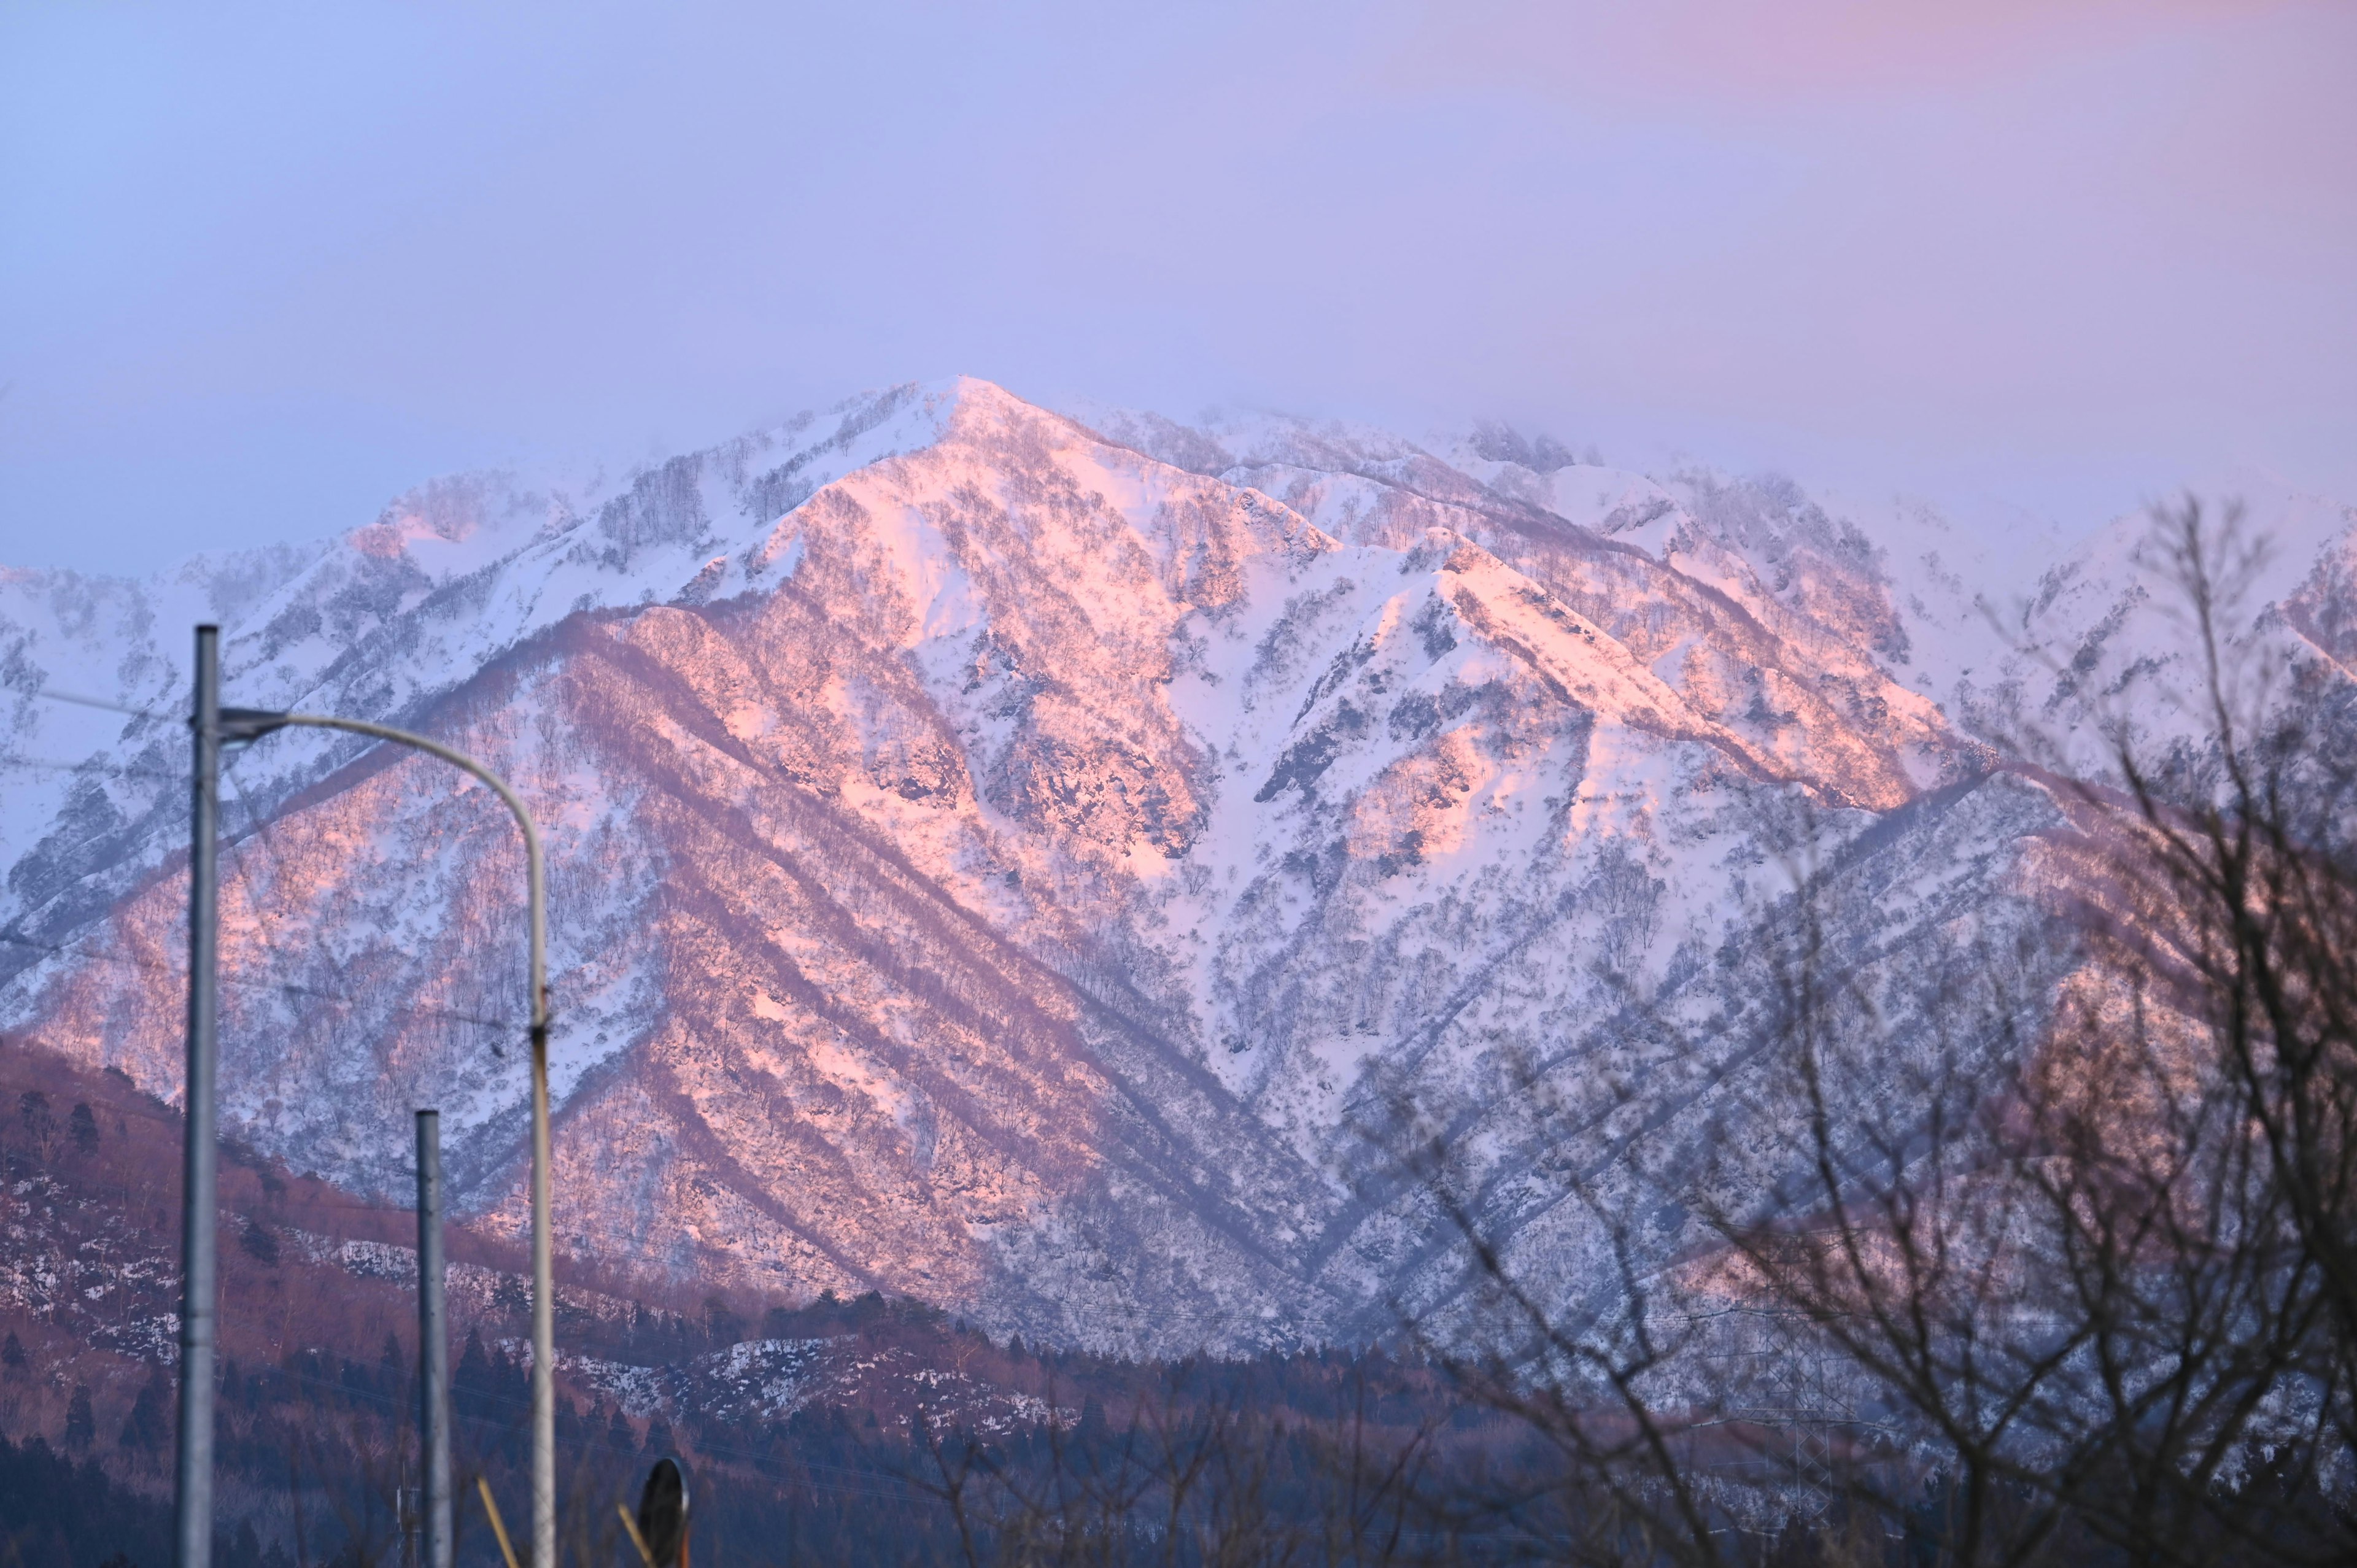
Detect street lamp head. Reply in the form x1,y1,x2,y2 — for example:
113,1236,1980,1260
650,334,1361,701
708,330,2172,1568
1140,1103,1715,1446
216,707,291,743
635,1456,692,1566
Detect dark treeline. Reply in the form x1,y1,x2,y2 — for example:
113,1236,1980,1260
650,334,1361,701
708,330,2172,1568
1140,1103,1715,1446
0,1296,1481,1567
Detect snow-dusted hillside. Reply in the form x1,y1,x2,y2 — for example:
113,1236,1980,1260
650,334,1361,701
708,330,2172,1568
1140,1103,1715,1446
2,379,2348,1352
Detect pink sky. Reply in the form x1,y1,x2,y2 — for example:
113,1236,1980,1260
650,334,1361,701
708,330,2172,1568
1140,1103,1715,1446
1,0,2350,570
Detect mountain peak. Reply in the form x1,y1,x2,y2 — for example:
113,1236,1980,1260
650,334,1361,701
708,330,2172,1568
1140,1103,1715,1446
4,382,2351,1352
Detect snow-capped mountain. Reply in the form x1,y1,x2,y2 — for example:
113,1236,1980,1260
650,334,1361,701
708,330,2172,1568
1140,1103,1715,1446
2,379,2348,1352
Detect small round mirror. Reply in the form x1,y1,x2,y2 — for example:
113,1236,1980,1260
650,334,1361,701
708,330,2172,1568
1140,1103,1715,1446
635,1456,691,1566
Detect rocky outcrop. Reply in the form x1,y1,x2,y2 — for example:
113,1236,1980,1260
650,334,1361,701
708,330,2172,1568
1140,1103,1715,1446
2,380,2348,1352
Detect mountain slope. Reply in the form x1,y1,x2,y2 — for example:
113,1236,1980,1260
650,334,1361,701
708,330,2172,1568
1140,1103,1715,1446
2,379,2348,1351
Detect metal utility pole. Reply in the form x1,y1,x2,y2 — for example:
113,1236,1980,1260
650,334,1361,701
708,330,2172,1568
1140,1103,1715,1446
174,625,223,1568
217,706,552,1567
416,1110,452,1568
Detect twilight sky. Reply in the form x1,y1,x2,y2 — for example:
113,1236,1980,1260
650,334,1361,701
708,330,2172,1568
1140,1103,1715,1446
2,1,2351,574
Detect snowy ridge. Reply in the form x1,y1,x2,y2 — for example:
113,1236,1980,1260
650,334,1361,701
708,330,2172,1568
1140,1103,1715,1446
3,379,2351,1353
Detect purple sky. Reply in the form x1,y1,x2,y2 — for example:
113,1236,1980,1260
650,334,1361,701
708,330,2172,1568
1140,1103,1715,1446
3,1,2351,573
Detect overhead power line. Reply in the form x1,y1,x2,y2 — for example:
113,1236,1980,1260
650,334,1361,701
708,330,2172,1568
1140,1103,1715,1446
0,931,521,1033
35,688,167,721
0,744,528,1037
0,750,184,783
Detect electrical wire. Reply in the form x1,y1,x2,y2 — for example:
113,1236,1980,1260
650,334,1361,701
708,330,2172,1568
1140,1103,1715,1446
224,754,441,1049
222,753,528,1051
0,750,184,783
34,688,167,721
0,746,522,1033
15,692,541,1005
0,747,530,1037
0,931,520,1032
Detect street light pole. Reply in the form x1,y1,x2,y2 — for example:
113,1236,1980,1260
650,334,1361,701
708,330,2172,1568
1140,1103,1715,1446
415,1110,452,1568
174,626,223,1568
217,706,554,1565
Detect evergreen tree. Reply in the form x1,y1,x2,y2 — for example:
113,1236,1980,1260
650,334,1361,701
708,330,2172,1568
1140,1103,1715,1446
119,1366,172,1454
17,1091,52,1162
